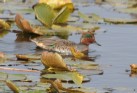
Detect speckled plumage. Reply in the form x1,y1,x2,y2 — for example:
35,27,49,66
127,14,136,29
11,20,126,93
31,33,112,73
31,36,88,55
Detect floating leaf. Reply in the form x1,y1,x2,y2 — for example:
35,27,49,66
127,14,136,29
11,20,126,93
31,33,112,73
78,11,91,22
6,80,20,93
55,3,74,11
104,18,137,24
38,0,73,10
130,64,137,73
15,14,24,31
79,12,137,24
0,72,7,80
41,51,70,71
33,3,55,28
53,6,71,24
71,72,83,86
15,14,35,33
0,19,10,30
8,74,26,81
42,71,84,86
90,13,103,22
52,24,83,32
68,16,79,22
47,79,84,93
15,14,49,35
16,54,40,61
22,90,46,93
118,7,137,14
21,19,34,33
70,47,94,61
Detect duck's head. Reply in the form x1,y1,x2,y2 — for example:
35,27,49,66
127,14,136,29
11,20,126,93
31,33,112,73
80,30,101,46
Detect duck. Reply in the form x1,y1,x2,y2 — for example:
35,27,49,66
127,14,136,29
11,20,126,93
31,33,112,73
31,30,100,55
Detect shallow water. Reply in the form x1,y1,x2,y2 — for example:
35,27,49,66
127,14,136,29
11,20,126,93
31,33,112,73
1,0,137,92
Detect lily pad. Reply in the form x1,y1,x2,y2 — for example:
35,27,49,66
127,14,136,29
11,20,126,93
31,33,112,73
53,6,72,24
104,18,137,24
33,3,55,28
42,71,85,86
0,72,26,81
118,7,137,14
38,0,74,10
16,54,41,61
78,11,92,22
0,19,10,30
41,52,70,71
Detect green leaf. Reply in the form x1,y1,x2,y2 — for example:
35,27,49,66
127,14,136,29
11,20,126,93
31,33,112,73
0,72,7,80
78,11,91,22
42,71,84,86
22,90,46,93
118,7,137,14
90,13,103,21
104,18,137,24
33,3,55,28
8,74,26,81
53,6,71,24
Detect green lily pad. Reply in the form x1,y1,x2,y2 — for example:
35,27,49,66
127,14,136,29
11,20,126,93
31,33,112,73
68,16,80,22
42,71,85,86
22,90,46,93
78,11,92,22
33,3,55,28
0,72,26,81
53,6,71,24
119,7,137,14
104,18,137,24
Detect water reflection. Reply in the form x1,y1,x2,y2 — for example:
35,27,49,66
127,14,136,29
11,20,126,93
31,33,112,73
15,32,38,42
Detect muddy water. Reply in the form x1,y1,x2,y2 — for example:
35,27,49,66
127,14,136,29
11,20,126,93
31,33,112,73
0,0,137,92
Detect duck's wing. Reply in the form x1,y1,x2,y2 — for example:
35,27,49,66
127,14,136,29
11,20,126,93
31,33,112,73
31,36,76,55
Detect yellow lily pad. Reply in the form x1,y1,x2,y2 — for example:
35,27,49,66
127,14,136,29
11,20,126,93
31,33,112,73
38,0,74,10
0,19,10,30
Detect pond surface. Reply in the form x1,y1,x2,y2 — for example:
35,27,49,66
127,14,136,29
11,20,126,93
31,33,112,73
0,0,137,93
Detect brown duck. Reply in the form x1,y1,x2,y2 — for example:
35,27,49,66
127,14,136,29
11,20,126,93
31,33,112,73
31,30,100,55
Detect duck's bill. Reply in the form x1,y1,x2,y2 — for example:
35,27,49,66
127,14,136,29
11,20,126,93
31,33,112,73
94,41,101,46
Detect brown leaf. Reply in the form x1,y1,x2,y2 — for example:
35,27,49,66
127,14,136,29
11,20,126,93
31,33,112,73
16,54,40,61
130,64,137,73
41,51,70,71
15,14,24,31
20,19,34,33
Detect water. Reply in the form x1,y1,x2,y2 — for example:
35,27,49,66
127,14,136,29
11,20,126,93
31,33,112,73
1,0,137,92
